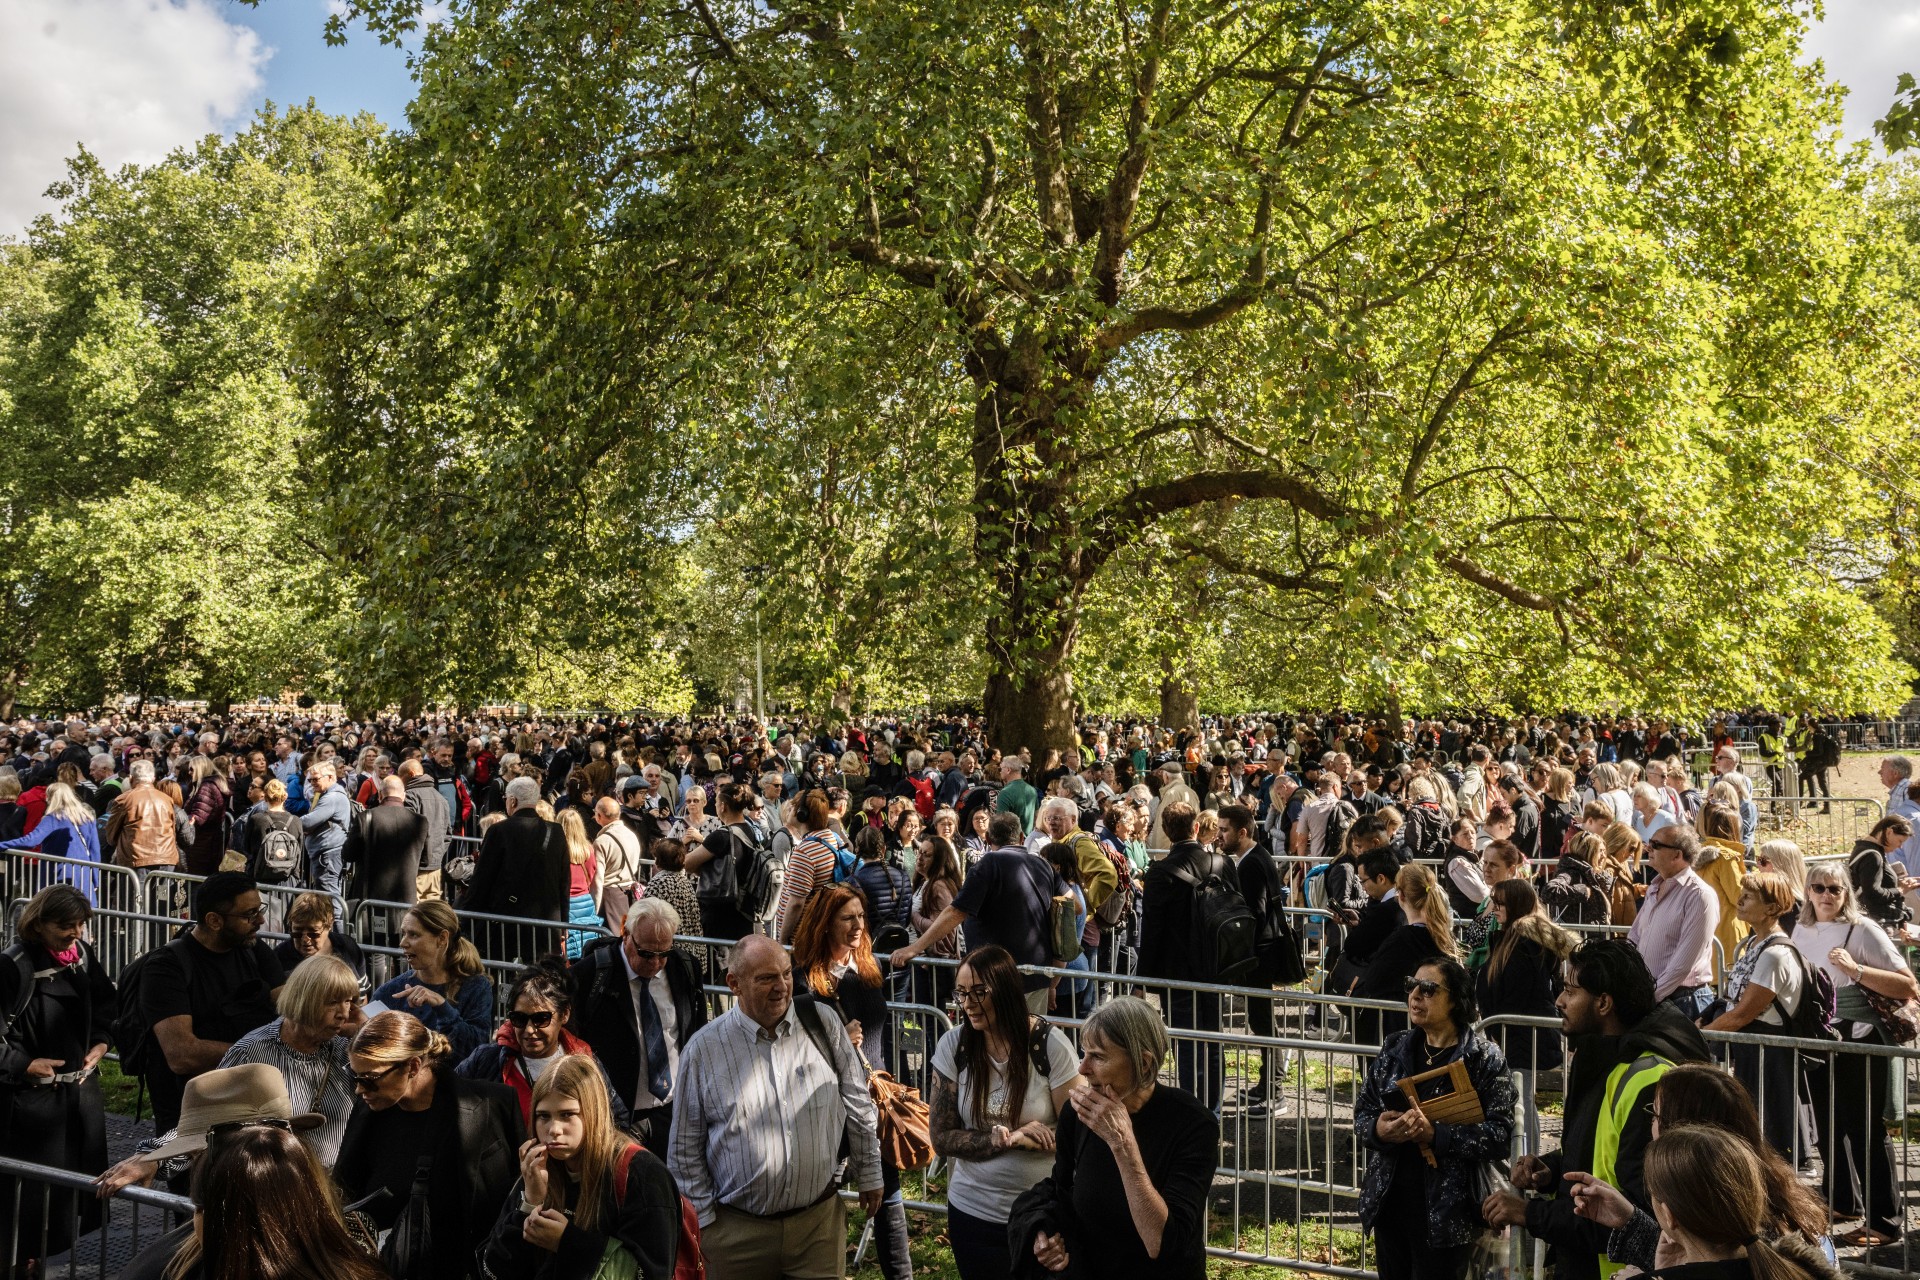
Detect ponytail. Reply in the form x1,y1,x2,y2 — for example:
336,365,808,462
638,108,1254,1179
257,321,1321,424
407,900,485,1001
1746,1235,1841,1280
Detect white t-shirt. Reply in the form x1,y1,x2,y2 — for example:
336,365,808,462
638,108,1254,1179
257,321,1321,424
1793,918,1905,988
1728,934,1804,1027
931,1025,1078,1222
522,1047,564,1083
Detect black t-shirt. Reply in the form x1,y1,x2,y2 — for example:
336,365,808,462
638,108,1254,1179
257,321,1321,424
140,935,285,1129
951,848,1062,990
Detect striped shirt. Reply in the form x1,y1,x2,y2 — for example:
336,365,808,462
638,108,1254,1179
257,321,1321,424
219,1018,356,1168
775,831,844,938
668,1002,881,1225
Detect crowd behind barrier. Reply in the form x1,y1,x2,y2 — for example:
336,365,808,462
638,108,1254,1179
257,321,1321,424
3,703,1920,1280
2,892,1916,1279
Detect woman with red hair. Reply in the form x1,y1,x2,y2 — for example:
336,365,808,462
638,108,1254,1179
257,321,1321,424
792,885,911,1280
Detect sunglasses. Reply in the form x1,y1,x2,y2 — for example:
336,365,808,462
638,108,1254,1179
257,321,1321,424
1649,841,1685,853
1404,977,1443,998
629,947,674,962
1808,883,1844,896
206,1118,292,1139
350,1062,404,1089
507,1010,555,1030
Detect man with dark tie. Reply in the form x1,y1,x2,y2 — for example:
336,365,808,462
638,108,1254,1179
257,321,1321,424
567,896,709,1154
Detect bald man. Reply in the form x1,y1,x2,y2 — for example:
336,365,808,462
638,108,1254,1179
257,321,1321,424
350,772,430,911
594,795,646,931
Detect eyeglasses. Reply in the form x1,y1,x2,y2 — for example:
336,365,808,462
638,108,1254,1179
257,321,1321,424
220,905,268,923
507,1010,555,1030
629,947,674,962
1648,840,1685,853
349,1062,404,1089
1404,978,1442,997
953,985,993,1006
1808,883,1843,896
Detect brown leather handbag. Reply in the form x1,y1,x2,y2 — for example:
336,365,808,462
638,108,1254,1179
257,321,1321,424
867,1068,934,1170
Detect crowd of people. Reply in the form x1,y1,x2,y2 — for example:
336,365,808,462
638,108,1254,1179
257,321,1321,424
0,705,1912,1280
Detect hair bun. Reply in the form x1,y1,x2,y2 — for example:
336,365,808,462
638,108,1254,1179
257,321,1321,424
426,1030,452,1061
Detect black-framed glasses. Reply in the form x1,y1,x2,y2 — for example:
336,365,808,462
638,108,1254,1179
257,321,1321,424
629,948,673,962
350,1062,404,1089
507,1010,555,1030
953,985,993,1006
1404,977,1442,998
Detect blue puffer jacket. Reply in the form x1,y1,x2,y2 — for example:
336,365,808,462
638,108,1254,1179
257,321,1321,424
1355,1026,1515,1246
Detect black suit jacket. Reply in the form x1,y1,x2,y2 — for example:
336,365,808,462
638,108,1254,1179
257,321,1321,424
1341,895,1401,968
1137,840,1243,983
463,809,570,922
566,937,710,1111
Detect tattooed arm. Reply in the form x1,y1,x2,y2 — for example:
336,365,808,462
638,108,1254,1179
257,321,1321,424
930,1070,1011,1162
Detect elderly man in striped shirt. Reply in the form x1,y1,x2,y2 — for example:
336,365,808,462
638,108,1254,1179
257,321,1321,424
668,933,882,1279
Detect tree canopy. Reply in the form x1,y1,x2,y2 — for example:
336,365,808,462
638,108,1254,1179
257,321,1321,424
4,5,1916,733
294,0,1914,741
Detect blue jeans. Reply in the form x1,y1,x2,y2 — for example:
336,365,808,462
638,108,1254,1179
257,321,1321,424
309,842,345,897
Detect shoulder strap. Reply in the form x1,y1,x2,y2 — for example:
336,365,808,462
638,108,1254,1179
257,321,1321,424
611,1142,642,1207
792,995,841,1068
1028,1017,1053,1078
0,945,35,1037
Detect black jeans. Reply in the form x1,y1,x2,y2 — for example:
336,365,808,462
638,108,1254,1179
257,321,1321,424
1729,1035,1803,1165
1375,1156,1470,1280
947,1204,1012,1280
1812,1032,1903,1237
1168,987,1223,1110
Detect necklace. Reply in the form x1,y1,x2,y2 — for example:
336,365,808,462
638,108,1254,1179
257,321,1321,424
1419,1036,1456,1067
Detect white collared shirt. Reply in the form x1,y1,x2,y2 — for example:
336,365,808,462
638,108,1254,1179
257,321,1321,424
620,944,680,1109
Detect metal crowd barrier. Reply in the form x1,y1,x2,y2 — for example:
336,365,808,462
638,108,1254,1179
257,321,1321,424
0,849,141,917
351,897,613,1016
0,1153,192,1279
137,867,346,949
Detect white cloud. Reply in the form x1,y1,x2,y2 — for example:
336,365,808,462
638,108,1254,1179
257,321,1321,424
1803,0,1920,144
0,0,268,236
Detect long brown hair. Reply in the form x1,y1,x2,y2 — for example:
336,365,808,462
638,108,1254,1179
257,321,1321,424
956,946,1035,1127
1645,1126,1836,1280
1655,1065,1829,1242
165,1124,386,1280
791,884,882,995
529,1055,624,1232
1487,879,1573,981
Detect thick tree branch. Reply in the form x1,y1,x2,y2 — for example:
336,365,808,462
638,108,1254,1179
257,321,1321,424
1019,24,1078,250
1174,537,1337,595
1399,314,1530,507
1094,182,1272,349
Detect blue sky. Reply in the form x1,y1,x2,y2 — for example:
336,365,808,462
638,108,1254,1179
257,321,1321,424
240,0,419,126
0,0,1912,235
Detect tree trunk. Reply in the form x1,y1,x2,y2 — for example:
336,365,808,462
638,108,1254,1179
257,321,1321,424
1158,656,1200,732
0,684,14,722
983,662,1078,757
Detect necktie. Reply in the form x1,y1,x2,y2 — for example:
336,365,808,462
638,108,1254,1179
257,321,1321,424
638,977,672,1102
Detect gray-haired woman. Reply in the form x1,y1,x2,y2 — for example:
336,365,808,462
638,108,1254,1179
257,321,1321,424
1013,996,1217,1279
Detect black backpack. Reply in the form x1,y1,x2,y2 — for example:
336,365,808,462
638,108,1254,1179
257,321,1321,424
110,937,196,1076
727,823,778,922
1168,852,1258,984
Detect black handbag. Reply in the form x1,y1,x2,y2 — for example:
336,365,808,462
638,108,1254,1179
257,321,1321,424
380,1156,436,1278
